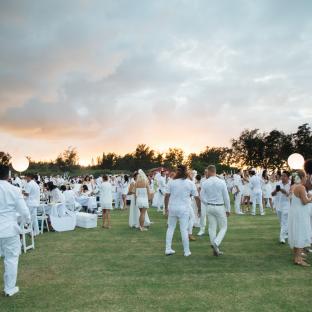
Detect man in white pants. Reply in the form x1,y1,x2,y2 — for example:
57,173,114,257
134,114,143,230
249,170,264,216
197,169,209,236
165,165,201,257
271,171,291,244
200,165,231,256
23,174,40,236
0,165,30,296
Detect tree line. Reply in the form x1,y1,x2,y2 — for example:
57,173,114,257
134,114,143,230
1,123,311,174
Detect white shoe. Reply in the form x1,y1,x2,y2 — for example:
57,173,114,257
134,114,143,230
212,242,221,256
237,212,245,215
280,239,286,244
260,213,265,216
4,287,19,297
251,213,256,216
197,230,205,236
165,249,176,256
184,252,192,257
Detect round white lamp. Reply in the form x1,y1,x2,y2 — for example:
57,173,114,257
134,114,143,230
287,153,304,170
11,156,29,173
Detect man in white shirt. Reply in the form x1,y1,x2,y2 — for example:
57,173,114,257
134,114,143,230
201,165,231,256
233,170,244,215
0,165,30,296
272,171,291,244
23,174,40,236
249,170,264,216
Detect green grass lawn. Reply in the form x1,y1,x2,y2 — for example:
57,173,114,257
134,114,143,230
1,207,312,312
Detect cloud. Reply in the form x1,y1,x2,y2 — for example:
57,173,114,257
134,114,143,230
0,0,312,160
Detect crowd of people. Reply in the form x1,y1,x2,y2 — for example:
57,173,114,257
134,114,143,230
1,159,312,296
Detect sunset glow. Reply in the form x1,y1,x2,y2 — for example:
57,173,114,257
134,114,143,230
1,1,311,161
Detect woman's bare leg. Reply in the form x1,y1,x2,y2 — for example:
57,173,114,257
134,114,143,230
107,210,111,228
102,209,106,228
139,208,147,230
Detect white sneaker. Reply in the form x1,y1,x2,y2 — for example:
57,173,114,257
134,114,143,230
197,230,205,236
237,212,245,215
184,252,192,257
165,249,176,256
4,287,19,297
260,213,265,216
280,239,286,244
212,242,221,256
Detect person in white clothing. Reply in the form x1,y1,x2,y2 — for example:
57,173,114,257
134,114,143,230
134,170,150,232
23,174,40,236
99,175,113,229
200,165,231,256
197,169,209,236
0,165,31,297
60,185,78,211
157,171,166,212
122,175,129,209
249,170,264,216
271,171,291,244
233,170,244,215
165,165,201,257
288,170,312,267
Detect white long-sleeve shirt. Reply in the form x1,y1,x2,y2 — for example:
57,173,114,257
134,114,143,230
249,175,262,194
200,176,231,212
0,180,30,238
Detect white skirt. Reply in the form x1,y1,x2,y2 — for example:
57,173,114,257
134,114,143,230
101,201,113,209
288,196,311,249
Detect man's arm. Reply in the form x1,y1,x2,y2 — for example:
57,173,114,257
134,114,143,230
200,184,207,205
222,183,231,215
195,196,201,217
164,193,170,217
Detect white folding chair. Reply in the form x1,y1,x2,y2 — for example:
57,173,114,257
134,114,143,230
20,222,35,253
37,204,49,234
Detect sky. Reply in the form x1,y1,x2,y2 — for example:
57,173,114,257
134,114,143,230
1,0,312,165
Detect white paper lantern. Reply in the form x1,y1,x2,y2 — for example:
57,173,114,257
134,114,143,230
12,156,29,172
287,153,304,170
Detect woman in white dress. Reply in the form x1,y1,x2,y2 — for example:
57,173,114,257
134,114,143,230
187,171,198,242
288,170,312,266
242,172,250,213
122,175,129,209
99,175,113,229
128,172,139,228
135,169,150,232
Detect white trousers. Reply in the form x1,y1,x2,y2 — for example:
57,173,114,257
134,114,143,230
276,210,288,241
114,192,123,209
29,206,40,236
199,203,208,232
207,205,227,247
157,192,165,211
251,192,264,215
188,207,195,235
0,236,21,294
234,193,242,214
166,214,190,255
